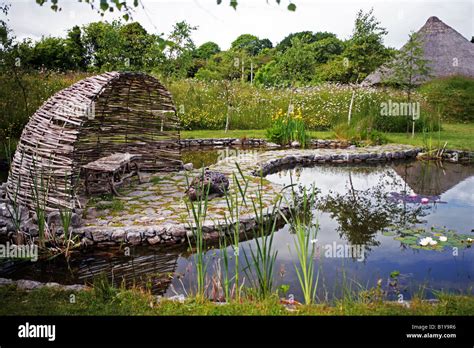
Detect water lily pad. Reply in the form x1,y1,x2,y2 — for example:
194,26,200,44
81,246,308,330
393,226,473,251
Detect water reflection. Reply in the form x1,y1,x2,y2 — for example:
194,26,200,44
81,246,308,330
1,160,473,300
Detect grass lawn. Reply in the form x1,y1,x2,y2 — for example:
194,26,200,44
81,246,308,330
1,285,473,316
181,123,474,151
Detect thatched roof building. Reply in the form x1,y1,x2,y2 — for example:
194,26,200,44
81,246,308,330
392,161,474,196
363,16,474,85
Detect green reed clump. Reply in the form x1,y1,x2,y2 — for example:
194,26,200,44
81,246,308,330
240,169,281,299
184,168,210,300
218,165,251,301
282,180,320,305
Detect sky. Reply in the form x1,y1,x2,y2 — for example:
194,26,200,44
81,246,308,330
4,0,474,49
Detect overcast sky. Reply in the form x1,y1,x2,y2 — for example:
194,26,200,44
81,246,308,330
4,0,473,49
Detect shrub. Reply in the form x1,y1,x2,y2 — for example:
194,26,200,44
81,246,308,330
419,76,474,123
332,121,388,146
373,114,440,133
0,71,89,141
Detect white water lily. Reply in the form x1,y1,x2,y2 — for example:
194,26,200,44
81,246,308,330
429,240,438,245
439,236,448,242
419,237,433,246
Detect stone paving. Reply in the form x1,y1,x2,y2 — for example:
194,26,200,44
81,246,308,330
75,144,421,247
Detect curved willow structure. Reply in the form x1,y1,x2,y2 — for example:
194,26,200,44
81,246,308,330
7,71,181,212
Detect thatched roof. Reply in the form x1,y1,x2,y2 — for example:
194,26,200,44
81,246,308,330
363,16,474,85
392,161,474,196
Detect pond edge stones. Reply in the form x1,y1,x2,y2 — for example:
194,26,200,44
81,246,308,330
71,144,422,248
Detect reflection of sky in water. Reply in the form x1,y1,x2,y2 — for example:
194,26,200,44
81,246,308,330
2,161,473,301
170,163,474,300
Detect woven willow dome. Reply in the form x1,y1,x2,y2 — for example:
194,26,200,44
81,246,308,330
7,71,182,212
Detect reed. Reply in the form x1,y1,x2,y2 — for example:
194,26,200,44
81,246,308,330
282,180,319,305
184,168,210,300
241,169,280,299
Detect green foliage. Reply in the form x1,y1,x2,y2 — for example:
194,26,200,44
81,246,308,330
2,282,474,316
282,184,319,305
231,34,272,56
383,31,431,92
393,226,473,251
0,71,86,141
276,31,335,52
343,8,392,82
195,41,221,59
269,38,319,85
419,76,474,123
332,122,388,145
266,107,309,147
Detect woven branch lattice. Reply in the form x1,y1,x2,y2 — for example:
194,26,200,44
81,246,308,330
7,71,182,212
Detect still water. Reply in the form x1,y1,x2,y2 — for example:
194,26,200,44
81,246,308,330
1,155,473,302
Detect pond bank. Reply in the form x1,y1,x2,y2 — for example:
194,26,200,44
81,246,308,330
1,282,473,316
75,144,422,247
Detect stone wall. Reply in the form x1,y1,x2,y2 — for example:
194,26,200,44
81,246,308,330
178,138,353,149
179,138,266,148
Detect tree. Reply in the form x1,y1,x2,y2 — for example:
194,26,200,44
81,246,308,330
276,31,335,52
65,25,87,70
35,0,297,19
343,9,391,125
195,50,245,81
120,22,153,70
195,41,221,60
231,34,272,56
343,9,391,83
269,38,317,85
82,21,125,70
312,36,344,64
383,31,431,137
163,21,197,78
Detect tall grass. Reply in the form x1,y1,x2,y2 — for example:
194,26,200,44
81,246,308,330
218,164,251,301
241,171,281,299
184,168,210,300
282,181,320,305
167,79,433,132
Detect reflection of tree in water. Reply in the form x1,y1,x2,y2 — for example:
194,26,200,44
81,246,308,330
318,167,429,257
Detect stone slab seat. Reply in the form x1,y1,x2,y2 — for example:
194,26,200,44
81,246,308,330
82,152,142,196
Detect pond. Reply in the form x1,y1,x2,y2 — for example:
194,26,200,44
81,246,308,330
1,154,473,302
